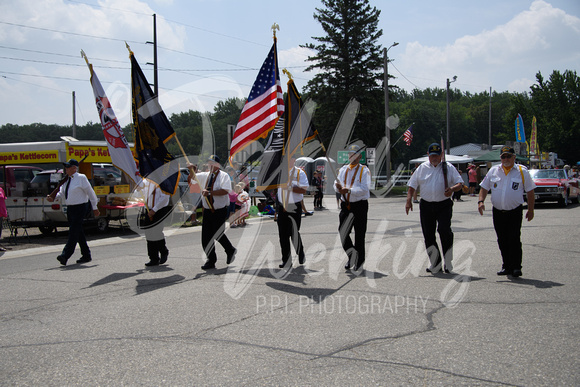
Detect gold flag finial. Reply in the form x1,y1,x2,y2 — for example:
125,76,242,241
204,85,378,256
271,23,280,38
80,49,89,65
282,68,293,81
125,41,133,56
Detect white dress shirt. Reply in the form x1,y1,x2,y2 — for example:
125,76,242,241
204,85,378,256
334,163,371,202
194,170,232,209
480,164,536,210
56,172,98,209
407,161,463,202
277,166,310,204
139,179,170,212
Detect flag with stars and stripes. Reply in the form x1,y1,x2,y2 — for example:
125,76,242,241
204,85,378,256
229,40,284,161
403,124,413,146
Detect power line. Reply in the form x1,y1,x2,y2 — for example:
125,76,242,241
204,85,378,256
0,45,127,64
0,21,145,45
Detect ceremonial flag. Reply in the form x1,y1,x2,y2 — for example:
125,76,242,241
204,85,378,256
530,116,539,155
130,50,180,195
256,117,285,191
515,114,526,143
229,40,284,160
403,124,413,146
256,78,317,191
82,51,140,185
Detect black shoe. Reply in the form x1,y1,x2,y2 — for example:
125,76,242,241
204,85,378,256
57,255,68,266
299,255,305,265
159,250,169,264
279,261,291,269
344,264,351,270
512,269,522,277
226,248,237,265
444,269,452,274
76,256,92,264
426,268,432,273
497,269,510,276
353,264,363,272
145,260,160,267
201,262,216,270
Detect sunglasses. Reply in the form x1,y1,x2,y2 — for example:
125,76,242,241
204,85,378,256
500,154,514,159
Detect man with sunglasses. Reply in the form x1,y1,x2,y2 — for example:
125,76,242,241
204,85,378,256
478,146,536,277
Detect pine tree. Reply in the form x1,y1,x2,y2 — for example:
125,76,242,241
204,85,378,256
302,0,384,147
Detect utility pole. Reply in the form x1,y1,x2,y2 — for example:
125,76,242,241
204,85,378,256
488,86,492,147
72,91,76,138
446,76,457,154
383,42,398,182
146,14,158,95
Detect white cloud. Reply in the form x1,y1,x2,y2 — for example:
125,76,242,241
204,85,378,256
398,0,580,93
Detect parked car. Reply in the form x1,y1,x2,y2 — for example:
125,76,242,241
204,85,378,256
92,163,122,187
28,169,64,196
0,165,43,196
528,169,580,207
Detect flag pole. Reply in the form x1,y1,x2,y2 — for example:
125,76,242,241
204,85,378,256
126,42,212,211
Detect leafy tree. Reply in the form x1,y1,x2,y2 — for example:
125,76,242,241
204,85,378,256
302,0,384,150
529,70,580,163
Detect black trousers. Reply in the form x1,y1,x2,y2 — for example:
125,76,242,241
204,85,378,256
338,200,368,267
201,207,235,265
62,202,91,259
277,202,304,264
419,199,454,271
314,189,323,208
492,205,523,271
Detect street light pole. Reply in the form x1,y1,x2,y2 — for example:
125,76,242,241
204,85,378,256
384,42,398,183
446,75,457,154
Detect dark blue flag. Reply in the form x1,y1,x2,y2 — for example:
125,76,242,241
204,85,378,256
130,52,180,195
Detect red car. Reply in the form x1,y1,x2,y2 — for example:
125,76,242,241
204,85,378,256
528,169,580,207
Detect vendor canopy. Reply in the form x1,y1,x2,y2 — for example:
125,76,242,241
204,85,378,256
409,154,473,164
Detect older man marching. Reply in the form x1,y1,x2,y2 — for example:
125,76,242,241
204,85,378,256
405,143,464,274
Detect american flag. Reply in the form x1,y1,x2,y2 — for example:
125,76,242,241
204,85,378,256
229,40,284,160
403,124,413,146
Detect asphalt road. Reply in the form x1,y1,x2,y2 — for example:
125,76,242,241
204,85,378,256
1,196,578,386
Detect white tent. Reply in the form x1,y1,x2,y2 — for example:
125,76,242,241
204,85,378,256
409,154,473,164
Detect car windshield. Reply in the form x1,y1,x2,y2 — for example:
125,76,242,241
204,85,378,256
530,170,566,179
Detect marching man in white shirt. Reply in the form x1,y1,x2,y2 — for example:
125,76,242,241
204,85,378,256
478,145,536,277
276,157,310,269
47,158,99,266
334,145,371,273
406,143,464,274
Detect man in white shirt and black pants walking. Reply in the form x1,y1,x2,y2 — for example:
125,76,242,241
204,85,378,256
406,143,464,274
478,145,536,277
276,157,310,269
188,155,237,270
48,158,100,266
334,145,371,273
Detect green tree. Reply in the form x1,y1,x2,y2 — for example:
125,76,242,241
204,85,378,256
302,0,384,149
530,70,580,163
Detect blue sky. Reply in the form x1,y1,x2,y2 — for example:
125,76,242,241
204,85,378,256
0,0,579,127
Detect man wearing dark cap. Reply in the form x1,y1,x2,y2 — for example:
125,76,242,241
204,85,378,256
406,143,464,274
334,144,371,273
187,155,237,270
47,159,100,266
478,145,536,277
